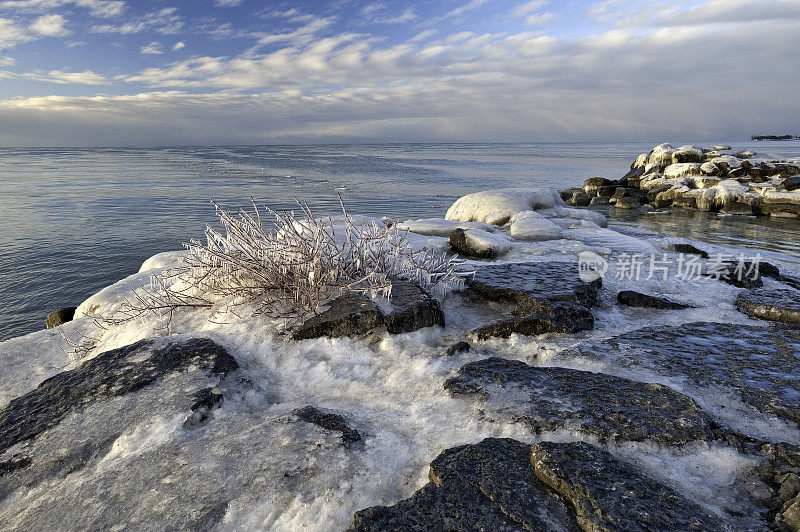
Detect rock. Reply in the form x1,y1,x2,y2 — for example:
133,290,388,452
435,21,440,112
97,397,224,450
573,322,800,427
396,218,498,237
183,387,225,428
685,188,718,211
589,196,609,205
779,474,800,503
445,341,471,356
720,201,754,215
530,441,719,531
692,175,722,188
292,292,384,340
672,242,709,258
45,307,76,329
583,177,613,195
761,203,800,218
736,288,800,323
778,495,800,531
620,165,645,185
708,260,763,289
632,153,648,168
784,176,800,191
0,338,238,455
559,187,582,201
509,213,564,241
384,279,445,334
673,196,698,209
648,143,675,165
467,262,601,312
596,185,617,198
471,302,594,339
664,163,702,178
347,438,576,532
700,162,721,176
647,183,673,202
445,188,563,226
672,146,704,164
614,197,641,209
444,357,714,444
293,406,362,445
714,144,732,151
449,228,511,259
566,191,591,206
764,191,800,205
617,290,691,310
711,155,742,173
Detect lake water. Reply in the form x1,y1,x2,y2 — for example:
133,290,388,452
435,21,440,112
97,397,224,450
2,141,800,341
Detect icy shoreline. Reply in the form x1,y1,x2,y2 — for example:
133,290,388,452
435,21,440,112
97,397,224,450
2,188,800,530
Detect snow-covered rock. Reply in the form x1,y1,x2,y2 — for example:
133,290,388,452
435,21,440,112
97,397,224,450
449,228,513,258
713,179,750,208
445,188,563,225
664,163,702,178
648,143,675,165
672,146,703,164
508,213,564,241
763,191,800,205
396,218,497,237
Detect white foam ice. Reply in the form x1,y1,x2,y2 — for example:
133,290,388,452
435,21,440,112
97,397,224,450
445,188,564,225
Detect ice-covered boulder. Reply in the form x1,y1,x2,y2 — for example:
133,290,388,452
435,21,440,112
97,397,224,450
647,143,675,165
445,188,563,226
449,228,513,258
711,155,742,173
764,191,800,205
396,218,497,237
664,163,702,178
672,146,703,163
508,212,564,241
700,162,720,176
713,179,751,208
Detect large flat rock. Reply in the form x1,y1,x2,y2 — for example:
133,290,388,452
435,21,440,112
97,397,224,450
573,322,800,428
737,288,800,323
348,438,578,531
467,262,601,312
531,441,720,531
444,357,714,444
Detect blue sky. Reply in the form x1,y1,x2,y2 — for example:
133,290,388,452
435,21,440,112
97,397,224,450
0,0,798,145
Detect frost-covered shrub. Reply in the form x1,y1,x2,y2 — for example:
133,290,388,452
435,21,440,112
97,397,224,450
67,197,465,353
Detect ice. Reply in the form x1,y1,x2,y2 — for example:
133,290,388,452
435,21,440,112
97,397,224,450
395,218,498,237
509,212,564,241
713,179,750,206
457,228,514,255
2,198,797,530
445,188,564,225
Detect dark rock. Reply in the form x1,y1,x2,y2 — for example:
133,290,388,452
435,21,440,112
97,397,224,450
596,185,617,198
672,243,709,258
385,279,445,334
707,260,763,288
589,196,609,205
467,262,601,312
449,228,500,259
46,307,76,329
573,322,800,428
610,187,633,202
617,290,691,310
444,357,714,444
583,177,613,195
531,441,720,531
567,191,591,206
727,167,750,179
183,387,225,428
619,165,645,186
652,198,673,209
347,438,576,532
0,455,32,477
614,197,641,209
673,196,698,209
293,405,362,445
445,341,471,356
0,337,238,455
647,183,673,202
761,203,800,217
784,176,800,191
292,292,384,340
471,302,594,339
559,187,582,201
720,201,753,215
778,495,800,530
737,288,800,323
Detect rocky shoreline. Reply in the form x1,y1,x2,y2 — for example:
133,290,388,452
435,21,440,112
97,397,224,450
3,185,800,530
561,142,800,218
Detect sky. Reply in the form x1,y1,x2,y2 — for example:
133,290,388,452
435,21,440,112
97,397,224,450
0,0,798,146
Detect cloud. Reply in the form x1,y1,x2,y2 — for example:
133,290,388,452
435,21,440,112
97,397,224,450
436,0,489,22
0,18,29,49
40,69,108,84
214,0,241,5
171,41,184,51
0,55,14,65
92,7,182,34
523,12,555,25
29,14,69,36
140,41,162,54
512,0,548,17
0,0,125,18
254,16,336,46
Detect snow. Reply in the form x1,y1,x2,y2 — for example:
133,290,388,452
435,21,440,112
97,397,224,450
764,190,800,205
647,143,675,165
712,179,750,206
664,163,702,178
3,190,799,530
444,188,564,225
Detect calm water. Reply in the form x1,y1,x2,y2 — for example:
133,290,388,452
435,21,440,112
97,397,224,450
2,141,800,341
